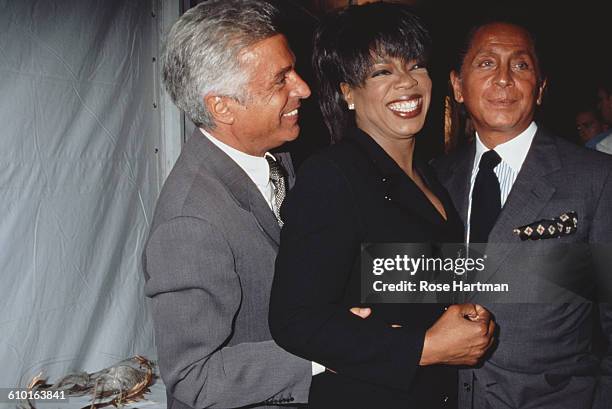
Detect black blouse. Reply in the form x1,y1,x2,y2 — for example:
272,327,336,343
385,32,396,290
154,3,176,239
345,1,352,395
270,127,464,409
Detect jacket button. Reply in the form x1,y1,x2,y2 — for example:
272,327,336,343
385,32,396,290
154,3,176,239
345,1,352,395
381,177,388,183
464,382,471,392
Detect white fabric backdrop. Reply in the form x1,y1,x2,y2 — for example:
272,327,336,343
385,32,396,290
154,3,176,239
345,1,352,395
0,0,163,398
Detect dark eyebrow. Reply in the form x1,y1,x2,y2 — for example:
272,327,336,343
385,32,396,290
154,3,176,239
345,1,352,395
510,50,534,59
475,47,534,59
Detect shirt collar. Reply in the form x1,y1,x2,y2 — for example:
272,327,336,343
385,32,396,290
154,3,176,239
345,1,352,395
199,127,271,190
585,129,612,148
474,121,537,172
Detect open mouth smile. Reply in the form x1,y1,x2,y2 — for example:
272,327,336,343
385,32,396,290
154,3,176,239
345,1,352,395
387,97,423,118
282,108,299,117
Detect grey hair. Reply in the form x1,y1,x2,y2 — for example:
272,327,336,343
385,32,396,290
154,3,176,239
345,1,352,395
162,0,280,129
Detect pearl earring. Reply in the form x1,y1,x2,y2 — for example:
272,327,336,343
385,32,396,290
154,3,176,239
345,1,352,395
348,103,355,110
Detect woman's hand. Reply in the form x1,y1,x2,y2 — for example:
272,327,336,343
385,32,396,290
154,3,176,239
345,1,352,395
419,304,495,366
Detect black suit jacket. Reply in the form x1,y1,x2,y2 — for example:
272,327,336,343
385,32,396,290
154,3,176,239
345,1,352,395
269,128,464,409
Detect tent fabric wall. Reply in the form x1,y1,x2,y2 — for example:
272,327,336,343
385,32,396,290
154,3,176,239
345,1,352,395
0,0,163,395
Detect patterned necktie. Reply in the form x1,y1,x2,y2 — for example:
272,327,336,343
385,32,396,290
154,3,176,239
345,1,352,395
470,150,502,243
266,155,286,227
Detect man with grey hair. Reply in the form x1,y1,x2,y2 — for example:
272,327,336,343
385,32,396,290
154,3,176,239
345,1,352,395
142,1,318,407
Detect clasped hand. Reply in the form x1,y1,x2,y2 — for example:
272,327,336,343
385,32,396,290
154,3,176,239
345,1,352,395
349,304,495,367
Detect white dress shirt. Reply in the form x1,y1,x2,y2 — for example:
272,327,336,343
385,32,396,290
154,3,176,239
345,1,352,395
200,128,325,376
200,128,277,210
466,122,537,243
596,131,612,155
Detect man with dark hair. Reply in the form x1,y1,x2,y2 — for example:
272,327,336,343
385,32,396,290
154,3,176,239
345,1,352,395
435,21,612,408
142,1,318,408
575,105,611,149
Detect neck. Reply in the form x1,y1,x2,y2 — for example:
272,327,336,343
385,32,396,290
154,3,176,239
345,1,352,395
477,127,528,149
202,125,266,157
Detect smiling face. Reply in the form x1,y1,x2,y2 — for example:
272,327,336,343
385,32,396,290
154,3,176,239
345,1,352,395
450,23,546,146
341,55,431,144
576,111,605,143
227,34,311,155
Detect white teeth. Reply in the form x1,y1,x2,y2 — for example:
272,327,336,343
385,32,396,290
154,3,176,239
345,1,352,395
388,99,421,113
283,109,298,117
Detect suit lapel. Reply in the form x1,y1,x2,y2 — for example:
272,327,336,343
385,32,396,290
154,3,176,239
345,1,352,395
248,189,281,247
348,128,448,225
442,144,475,227
468,129,560,298
189,129,280,246
389,172,448,226
419,161,464,227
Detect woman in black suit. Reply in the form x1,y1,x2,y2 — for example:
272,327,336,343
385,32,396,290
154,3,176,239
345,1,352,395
269,3,495,408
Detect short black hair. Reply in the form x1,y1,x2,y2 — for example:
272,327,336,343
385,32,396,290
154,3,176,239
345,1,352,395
312,2,431,143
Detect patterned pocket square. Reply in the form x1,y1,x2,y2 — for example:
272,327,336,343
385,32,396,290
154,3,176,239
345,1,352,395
513,212,578,241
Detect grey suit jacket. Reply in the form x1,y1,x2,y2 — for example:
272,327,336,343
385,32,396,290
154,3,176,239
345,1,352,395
435,128,612,409
143,129,311,409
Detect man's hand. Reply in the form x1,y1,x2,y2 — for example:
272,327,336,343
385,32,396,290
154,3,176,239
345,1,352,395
349,307,372,319
420,304,495,366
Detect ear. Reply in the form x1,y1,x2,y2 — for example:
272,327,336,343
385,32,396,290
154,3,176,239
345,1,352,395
340,82,353,106
204,94,235,126
536,78,547,106
450,71,464,103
